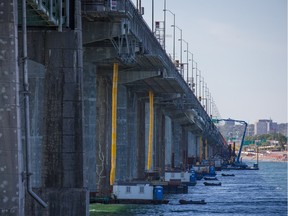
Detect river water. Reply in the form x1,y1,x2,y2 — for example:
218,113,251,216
98,161,287,216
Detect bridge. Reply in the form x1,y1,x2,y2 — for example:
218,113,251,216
1,0,228,215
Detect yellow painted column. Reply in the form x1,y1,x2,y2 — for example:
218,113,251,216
199,136,203,163
110,63,118,185
205,139,208,160
147,91,154,171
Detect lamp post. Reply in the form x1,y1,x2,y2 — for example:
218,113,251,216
198,70,201,100
195,64,198,97
182,39,189,83
173,25,182,75
164,9,175,61
187,51,194,86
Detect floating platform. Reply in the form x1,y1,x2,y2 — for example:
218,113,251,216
222,173,235,177
111,199,169,205
203,182,222,186
179,199,207,205
163,182,188,194
204,177,218,180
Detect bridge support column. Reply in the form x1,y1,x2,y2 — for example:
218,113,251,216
0,0,25,215
172,121,183,168
95,74,111,193
154,106,166,175
164,116,172,168
187,132,197,166
136,98,146,179
83,62,97,192
115,85,128,181
26,31,88,215
126,91,139,180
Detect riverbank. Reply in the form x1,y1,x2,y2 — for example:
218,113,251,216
242,150,287,162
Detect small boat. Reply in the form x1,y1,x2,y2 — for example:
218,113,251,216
179,199,206,205
204,177,218,181
203,182,221,186
221,173,235,177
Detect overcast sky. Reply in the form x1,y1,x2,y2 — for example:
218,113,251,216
131,0,287,124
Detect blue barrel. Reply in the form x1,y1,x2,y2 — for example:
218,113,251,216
190,169,196,182
153,186,163,201
209,166,215,175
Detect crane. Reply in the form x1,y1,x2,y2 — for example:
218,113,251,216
213,118,248,168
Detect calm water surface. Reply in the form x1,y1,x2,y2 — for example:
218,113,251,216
99,161,287,216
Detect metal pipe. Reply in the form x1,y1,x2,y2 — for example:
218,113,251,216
65,0,70,27
152,0,154,32
163,0,166,50
58,0,62,31
110,63,118,185
49,0,52,20
147,91,154,171
22,0,48,208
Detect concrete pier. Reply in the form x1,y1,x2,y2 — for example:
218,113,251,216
0,0,25,215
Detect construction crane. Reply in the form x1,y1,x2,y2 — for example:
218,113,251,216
213,118,248,168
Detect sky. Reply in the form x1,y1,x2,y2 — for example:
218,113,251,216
131,0,287,124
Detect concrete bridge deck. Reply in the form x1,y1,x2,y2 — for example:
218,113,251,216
1,0,228,215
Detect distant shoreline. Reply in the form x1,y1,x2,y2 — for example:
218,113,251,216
242,150,287,163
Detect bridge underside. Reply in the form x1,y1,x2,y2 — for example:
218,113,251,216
0,0,228,215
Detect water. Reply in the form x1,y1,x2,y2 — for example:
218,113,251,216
96,161,287,216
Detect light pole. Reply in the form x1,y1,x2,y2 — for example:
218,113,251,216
152,0,154,32
195,64,198,97
163,0,166,50
182,39,189,83
164,9,175,61
173,25,182,75
198,70,201,100
187,51,194,85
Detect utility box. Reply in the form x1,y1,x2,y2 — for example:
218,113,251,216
113,183,153,200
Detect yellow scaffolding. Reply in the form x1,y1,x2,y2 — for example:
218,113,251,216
199,136,203,163
147,91,154,171
110,63,118,185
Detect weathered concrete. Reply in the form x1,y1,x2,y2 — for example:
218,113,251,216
95,73,111,194
136,97,146,179
126,90,139,180
164,116,173,168
154,106,166,175
0,0,25,215
83,62,97,192
25,30,88,216
27,60,45,187
172,121,183,168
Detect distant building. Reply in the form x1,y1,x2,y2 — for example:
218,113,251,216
247,124,255,136
255,119,272,135
254,119,287,136
278,123,288,136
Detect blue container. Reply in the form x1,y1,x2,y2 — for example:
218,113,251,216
153,186,163,201
209,166,215,175
190,169,196,182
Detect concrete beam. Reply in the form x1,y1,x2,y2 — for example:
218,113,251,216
119,70,161,84
82,21,120,44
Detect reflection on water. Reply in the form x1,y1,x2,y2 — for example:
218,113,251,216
96,161,287,216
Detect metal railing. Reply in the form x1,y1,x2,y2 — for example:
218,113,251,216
20,0,70,29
